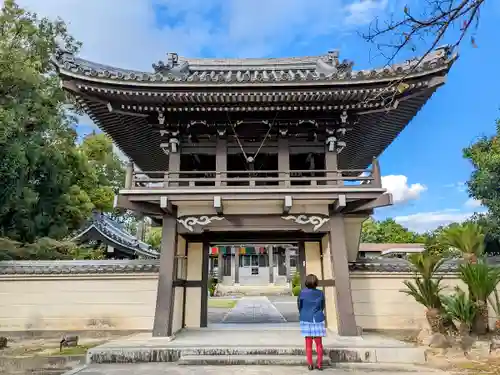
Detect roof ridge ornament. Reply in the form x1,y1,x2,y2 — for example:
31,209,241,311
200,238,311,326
152,52,189,76
316,50,354,76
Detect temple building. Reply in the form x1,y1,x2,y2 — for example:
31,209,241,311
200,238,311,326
72,212,159,260
54,47,455,337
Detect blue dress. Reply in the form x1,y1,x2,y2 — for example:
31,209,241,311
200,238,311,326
298,288,327,337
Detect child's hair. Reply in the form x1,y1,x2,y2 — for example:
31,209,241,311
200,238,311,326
304,274,318,289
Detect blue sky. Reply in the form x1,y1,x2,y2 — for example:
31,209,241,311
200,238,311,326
19,0,500,232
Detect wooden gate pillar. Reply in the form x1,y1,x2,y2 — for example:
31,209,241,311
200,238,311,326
328,215,358,336
152,210,178,337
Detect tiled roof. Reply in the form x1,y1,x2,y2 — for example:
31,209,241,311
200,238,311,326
54,47,455,86
0,260,160,275
3,257,500,275
359,243,425,252
72,213,159,259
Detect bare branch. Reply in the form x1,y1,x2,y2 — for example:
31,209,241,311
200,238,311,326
363,0,485,66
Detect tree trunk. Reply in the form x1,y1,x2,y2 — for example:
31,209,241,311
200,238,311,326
426,308,445,333
463,253,477,264
472,300,489,335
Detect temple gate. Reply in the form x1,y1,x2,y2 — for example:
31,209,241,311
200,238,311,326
55,47,455,337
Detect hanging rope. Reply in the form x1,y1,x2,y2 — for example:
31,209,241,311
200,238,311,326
225,110,279,167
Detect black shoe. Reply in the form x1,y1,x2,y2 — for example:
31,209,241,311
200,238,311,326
308,365,314,371
316,366,323,371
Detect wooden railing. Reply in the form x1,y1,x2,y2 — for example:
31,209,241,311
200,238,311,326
124,164,382,190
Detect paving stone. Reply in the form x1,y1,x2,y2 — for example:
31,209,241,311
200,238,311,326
66,363,451,375
222,297,286,324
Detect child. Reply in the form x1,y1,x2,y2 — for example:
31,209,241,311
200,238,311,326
297,273,326,370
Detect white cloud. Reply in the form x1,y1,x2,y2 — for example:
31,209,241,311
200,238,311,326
381,175,427,204
445,181,467,193
16,0,388,68
394,209,478,233
344,0,388,25
465,197,483,209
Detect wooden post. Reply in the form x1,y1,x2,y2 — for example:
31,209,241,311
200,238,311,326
268,246,274,284
278,137,290,187
136,215,145,241
328,215,358,336
125,161,134,189
371,157,382,188
217,247,224,282
285,248,291,283
234,247,240,284
215,138,227,187
200,241,209,328
169,152,181,187
152,210,178,337
325,147,341,186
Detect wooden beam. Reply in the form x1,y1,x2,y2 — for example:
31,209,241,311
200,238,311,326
283,195,293,215
330,194,346,213
107,102,148,118
344,194,393,213
213,196,223,215
115,195,163,216
160,196,173,214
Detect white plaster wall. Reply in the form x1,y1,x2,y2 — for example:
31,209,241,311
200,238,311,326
0,274,158,331
1,271,498,332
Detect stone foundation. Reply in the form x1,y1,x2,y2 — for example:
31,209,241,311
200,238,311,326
85,328,426,366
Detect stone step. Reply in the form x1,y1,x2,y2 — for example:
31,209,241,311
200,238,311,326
87,345,425,365
177,354,332,366
179,347,306,356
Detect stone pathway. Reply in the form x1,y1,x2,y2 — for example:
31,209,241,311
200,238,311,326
66,363,449,375
222,296,287,324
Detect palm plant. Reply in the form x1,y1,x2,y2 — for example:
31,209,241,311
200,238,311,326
441,287,477,334
401,277,446,333
408,252,446,278
488,288,500,335
401,252,449,332
440,223,485,263
458,260,500,334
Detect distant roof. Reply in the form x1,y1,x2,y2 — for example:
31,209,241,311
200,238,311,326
72,213,158,259
359,243,425,256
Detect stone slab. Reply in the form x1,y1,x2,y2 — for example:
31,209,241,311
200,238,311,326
65,363,450,375
86,325,425,365
176,354,333,366
222,297,286,324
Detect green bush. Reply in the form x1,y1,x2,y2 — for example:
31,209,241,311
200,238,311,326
292,285,301,296
0,237,105,260
292,271,301,288
208,277,217,297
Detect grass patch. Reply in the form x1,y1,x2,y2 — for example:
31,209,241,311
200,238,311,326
208,299,238,309
449,358,500,374
46,344,99,356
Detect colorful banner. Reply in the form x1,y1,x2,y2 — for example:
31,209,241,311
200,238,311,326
209,246,269,255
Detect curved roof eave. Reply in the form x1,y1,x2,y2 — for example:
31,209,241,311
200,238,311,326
54,48,457,89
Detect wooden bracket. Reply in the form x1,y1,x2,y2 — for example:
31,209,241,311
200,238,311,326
160,196,173,214
283,195,293,215
214,196,223,215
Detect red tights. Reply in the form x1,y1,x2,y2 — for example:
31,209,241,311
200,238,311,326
305,336,323,368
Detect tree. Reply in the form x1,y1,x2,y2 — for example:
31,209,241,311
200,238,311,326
145,227,162,250
463,120,500,239
361,217,425,243
0,0,95,243
440,222,485,263
79,132,125,213
364,0,485,67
